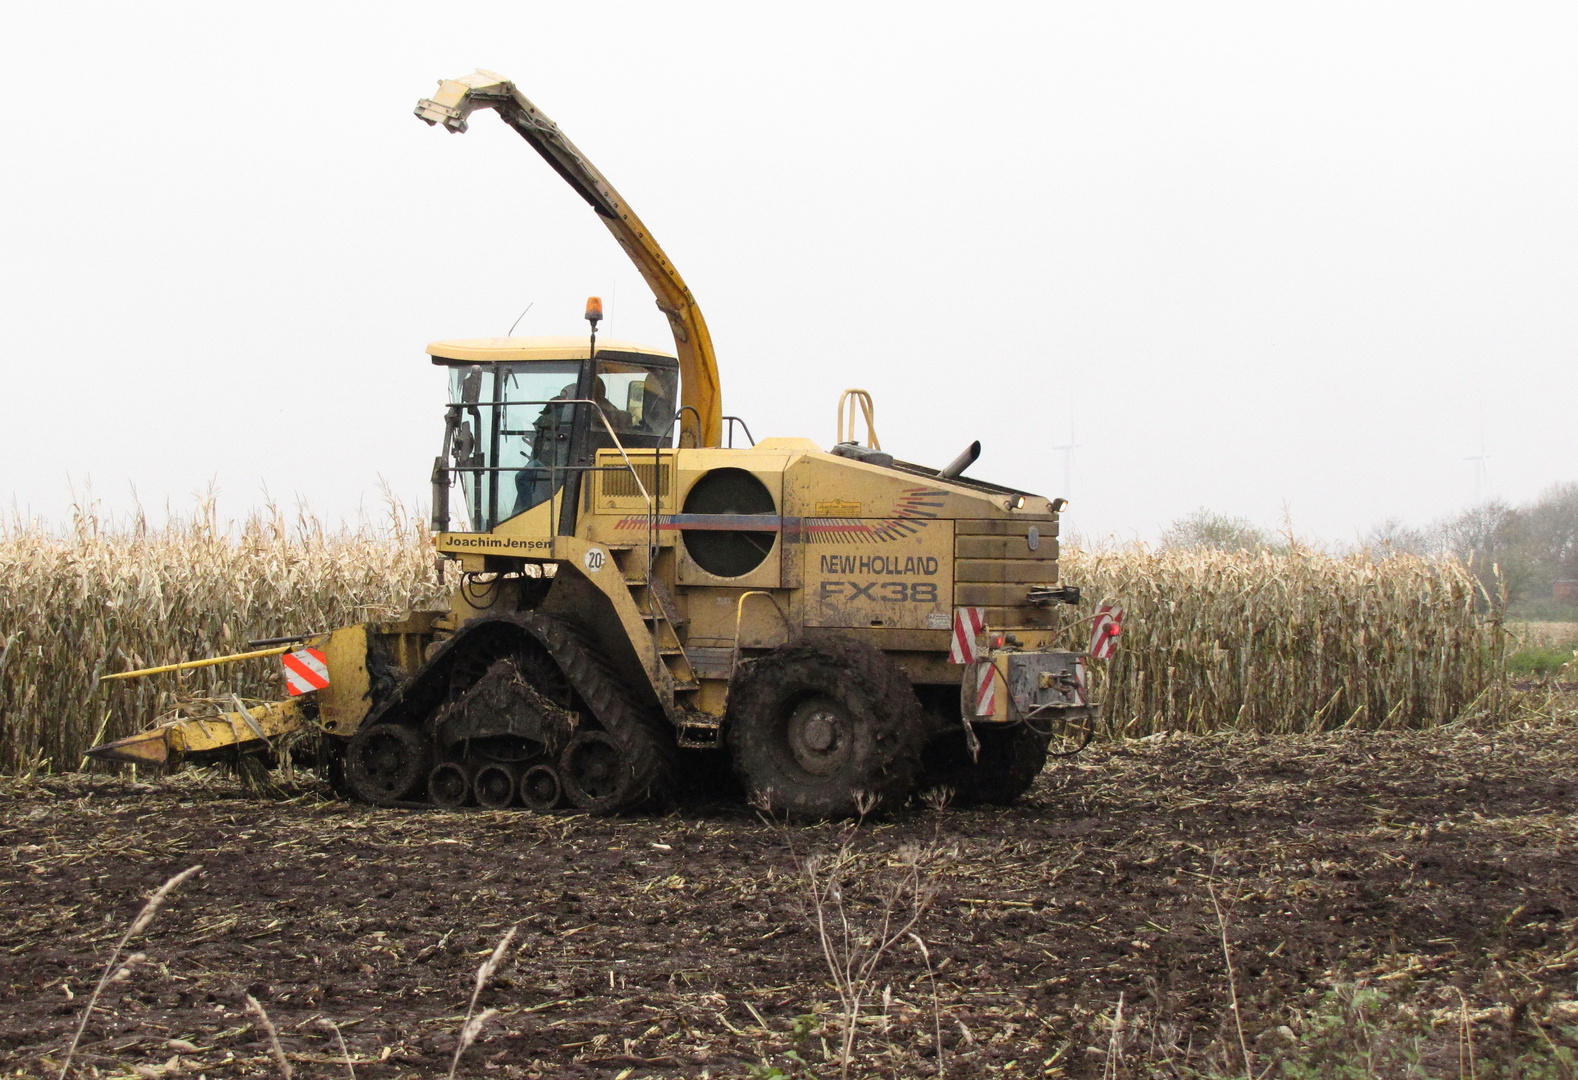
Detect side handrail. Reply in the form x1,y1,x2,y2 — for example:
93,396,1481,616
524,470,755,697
564,400,668,674
729,591,795,673
836,389,881,449
674,405,703,448
722,415,756,448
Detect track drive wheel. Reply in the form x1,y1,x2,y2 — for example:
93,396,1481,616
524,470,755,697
727,636,924,817
345,723,432,805
521,763,563,812
560,732,632,813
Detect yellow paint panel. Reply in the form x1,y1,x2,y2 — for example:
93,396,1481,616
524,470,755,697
169,698,311,754
315,626,372,735
954,559,1059,584
426,336,672,362
954,535,1059,561
954,518,1059,537
803,527,953,630
955,583,1037,608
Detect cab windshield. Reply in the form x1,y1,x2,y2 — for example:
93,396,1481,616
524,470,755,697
442,357,678,532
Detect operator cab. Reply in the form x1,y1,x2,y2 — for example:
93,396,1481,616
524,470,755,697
428,336,679,533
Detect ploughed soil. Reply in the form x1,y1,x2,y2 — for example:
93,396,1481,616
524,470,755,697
2,712,1576,1079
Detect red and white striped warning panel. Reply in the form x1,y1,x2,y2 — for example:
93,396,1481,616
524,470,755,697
974,661,998,718
281,647,330,696
1089,605,1124,660
950,607,986,664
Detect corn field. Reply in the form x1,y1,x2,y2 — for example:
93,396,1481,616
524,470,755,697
0,503,448,773
0,508,1503,773
1063,545,1502,737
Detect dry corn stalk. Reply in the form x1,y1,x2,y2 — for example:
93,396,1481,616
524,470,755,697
1063,544,1502,735
0,498,448,772
0,502,1503,773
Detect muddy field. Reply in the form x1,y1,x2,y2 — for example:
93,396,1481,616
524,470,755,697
3,713,1576,1078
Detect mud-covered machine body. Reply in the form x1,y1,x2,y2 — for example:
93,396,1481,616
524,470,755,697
90,71,1099,815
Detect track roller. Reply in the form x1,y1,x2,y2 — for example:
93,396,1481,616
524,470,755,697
345,723,432,805
427,761,471,808
473,762,519,809
521,763,563,811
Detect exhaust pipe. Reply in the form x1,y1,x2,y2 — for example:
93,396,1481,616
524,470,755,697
938,440,981,480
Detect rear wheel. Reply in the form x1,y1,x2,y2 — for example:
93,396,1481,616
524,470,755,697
345,724,431,805
727,636,923,817
967,723,1052,805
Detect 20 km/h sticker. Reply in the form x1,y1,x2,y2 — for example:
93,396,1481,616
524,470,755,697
281,647,330,696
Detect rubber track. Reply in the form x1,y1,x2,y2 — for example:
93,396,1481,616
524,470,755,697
526,614,677,809
358,612,675,811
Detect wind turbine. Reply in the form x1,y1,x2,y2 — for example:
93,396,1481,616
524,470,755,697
1463,434,1491,504
1052,419,1080,501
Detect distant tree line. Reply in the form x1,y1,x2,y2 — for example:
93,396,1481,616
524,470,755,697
1160,484,1578,615
1361,483,1578,613
1159,509,1285,554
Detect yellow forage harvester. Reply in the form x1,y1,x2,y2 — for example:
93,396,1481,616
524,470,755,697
90,70,1102,815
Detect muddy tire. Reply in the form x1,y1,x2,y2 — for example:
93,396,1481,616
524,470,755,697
727,636,924,817
345,723,431,805
966,723,1051,806
921,719,1052,806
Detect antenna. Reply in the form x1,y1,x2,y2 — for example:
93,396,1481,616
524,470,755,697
1052,418,1080,499
506,302,534,336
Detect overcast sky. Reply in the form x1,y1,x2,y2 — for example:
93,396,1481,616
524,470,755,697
3,2,1574,544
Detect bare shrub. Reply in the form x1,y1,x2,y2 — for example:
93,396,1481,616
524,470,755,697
768,806,951,1080
58,865,202,1079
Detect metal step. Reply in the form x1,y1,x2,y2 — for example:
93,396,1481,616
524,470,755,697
646,577,688,630
676,715,722,749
